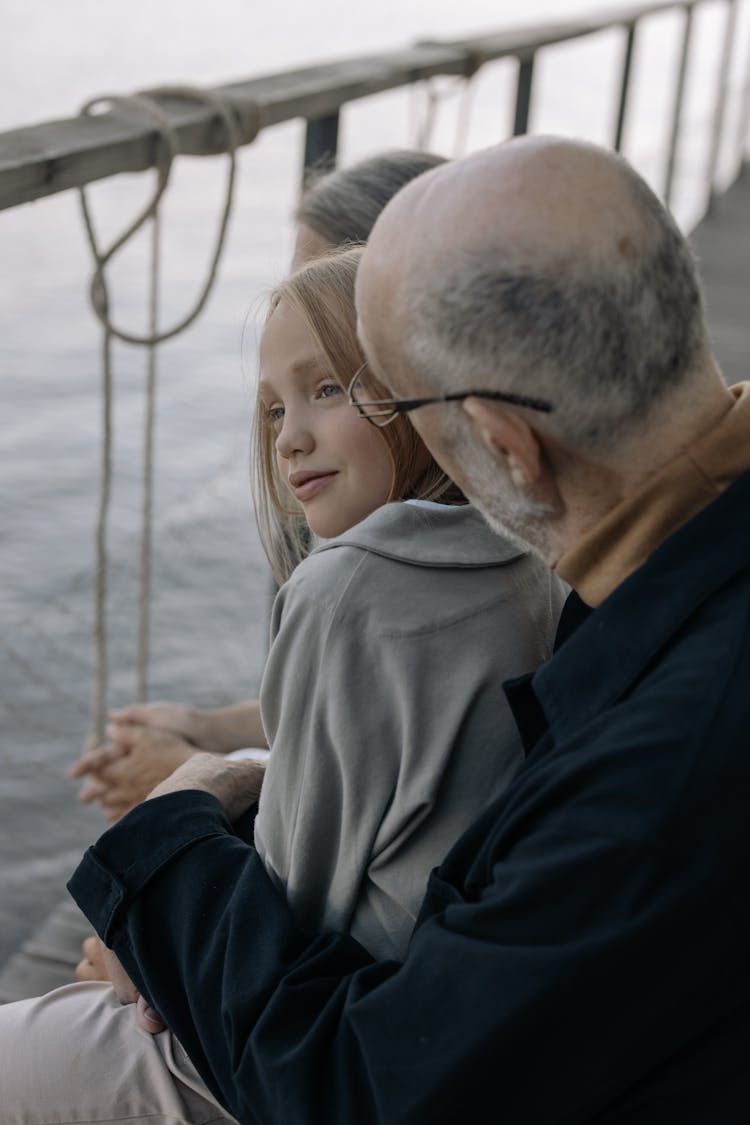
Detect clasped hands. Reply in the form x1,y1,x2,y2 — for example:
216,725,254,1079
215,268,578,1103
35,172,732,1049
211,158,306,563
78,751,266,1034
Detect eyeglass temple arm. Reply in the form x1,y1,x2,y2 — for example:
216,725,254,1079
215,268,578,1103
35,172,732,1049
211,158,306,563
442,391,554,413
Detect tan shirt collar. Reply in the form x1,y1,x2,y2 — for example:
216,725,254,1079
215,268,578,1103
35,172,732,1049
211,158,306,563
556,382,750,606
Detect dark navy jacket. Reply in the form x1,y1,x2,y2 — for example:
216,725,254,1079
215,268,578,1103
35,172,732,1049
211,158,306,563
69,469,750,1124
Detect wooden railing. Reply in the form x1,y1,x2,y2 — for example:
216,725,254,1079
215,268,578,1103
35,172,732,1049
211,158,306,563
1,0,747,217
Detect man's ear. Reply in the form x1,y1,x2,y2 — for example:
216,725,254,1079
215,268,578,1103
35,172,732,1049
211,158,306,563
462,397,542,488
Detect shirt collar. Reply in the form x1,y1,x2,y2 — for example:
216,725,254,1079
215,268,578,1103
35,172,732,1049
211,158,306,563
313,501,525,569
556,382,750,606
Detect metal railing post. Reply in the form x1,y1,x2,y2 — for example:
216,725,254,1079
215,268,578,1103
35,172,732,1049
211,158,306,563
664,5,695,206
614,23,638,152
513,54,535,135
705,0,740,209
302,111,340,186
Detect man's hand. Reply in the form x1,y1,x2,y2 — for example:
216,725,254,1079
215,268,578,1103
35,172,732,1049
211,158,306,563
77,933,166,1034
106,945,166,1034
147,751,266,822
100,942,138,1005
74,933,132,995
75,934,140,1012
136,994,167,1034
75,933,110,982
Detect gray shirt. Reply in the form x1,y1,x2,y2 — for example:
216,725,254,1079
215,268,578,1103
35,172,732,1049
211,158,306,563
255,502,566,959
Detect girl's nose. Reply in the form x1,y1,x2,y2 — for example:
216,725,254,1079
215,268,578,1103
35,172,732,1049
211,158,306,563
275,409,315,460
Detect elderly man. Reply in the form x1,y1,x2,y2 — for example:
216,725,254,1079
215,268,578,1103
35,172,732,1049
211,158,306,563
3,135,750,1123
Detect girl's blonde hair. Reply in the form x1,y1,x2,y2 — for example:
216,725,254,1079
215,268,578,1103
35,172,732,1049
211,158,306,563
252,246,464,584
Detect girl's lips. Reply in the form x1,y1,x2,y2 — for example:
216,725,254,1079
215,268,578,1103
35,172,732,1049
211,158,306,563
290,471,338,501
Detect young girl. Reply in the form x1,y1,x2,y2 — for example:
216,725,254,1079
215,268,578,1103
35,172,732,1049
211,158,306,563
70,149,450,820
246,246,565,958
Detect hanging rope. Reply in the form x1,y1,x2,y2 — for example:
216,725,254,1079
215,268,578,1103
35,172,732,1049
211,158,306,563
80,88,243,345
137,211,160,704
78,86,245,747
410,51,483,157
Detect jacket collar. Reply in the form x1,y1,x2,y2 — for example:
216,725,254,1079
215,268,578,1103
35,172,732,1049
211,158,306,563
556,382,750,606
312,502,526,569
530,469,750,739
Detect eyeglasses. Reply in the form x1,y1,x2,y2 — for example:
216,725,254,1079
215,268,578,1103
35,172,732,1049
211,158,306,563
347,363,554,428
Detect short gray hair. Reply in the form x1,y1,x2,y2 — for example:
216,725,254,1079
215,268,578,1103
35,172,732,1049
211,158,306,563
297,149,447,248
403,165,708,449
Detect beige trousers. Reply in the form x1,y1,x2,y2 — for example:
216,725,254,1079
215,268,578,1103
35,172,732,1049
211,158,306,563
0,982,239,1125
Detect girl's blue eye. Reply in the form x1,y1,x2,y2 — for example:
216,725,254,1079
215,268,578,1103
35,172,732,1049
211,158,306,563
267,405,284,426
317,382,342,400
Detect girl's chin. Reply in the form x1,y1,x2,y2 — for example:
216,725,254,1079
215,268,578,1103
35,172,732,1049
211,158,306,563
305,509,368,541
305,517,346,540
304,494,391,541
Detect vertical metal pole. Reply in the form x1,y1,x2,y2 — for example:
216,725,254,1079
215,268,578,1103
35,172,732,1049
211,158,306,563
302,111,340,186
705,0,739,209
513,55,535,135
614,23,637,152
664,5,695,207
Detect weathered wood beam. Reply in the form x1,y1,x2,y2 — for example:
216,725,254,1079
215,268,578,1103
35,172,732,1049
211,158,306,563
0,46,470,211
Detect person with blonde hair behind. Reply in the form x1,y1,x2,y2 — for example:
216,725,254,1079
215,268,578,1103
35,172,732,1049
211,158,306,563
0,244,565,1124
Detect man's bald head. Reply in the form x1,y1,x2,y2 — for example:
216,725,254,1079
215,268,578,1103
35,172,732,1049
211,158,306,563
357,136,711,452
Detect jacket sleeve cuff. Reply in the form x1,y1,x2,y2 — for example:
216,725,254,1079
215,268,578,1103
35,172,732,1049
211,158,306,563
67,790,232,944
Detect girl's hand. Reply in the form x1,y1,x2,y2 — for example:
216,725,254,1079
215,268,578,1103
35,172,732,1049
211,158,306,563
70,724,199,822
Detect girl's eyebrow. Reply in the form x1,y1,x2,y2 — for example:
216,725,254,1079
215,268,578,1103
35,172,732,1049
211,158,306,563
258,357,326,397
290,357,326,375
